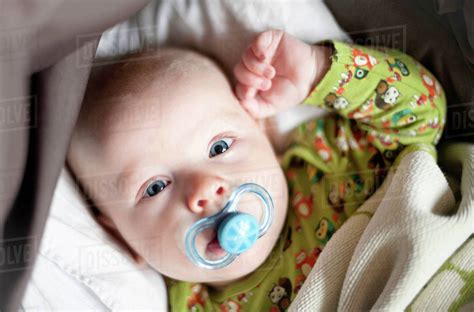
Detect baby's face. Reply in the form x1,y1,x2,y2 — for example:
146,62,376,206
75,56,288,286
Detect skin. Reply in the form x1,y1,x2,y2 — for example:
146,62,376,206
68,30,331,288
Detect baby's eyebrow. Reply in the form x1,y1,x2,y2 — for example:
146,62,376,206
118,169,147,199
202,110,243,135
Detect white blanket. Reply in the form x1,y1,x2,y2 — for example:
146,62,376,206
95,0,349,73
289,143,474,311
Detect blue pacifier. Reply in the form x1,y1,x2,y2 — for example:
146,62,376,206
184,183,274,270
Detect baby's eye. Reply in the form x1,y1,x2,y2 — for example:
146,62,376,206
144,180,170,197
209,138,234,158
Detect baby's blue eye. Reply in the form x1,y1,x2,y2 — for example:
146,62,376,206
209,138,234,158
144,180,169,197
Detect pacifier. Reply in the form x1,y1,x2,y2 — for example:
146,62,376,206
184,183,274,270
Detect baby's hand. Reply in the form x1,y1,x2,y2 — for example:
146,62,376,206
234,30,332,119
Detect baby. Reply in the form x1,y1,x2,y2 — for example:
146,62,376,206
68,30,446,311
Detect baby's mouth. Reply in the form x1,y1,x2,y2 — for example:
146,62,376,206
205,230,226,259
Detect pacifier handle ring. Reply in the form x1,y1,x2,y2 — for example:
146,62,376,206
185,221,238,270
236,183,274,237
184,183,274,270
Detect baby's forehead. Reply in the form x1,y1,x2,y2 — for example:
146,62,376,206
86,48,221,100
80,48,237,134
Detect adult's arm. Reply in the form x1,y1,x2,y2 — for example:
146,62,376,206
0,1,150,310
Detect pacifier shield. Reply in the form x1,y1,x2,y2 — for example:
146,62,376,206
184,183,274,269
217,213,259,255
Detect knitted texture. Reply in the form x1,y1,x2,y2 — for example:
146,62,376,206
289,143,474,311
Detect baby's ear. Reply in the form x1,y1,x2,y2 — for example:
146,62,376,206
96,213,146,267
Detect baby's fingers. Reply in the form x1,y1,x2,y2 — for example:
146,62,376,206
241,96,277,119
235,83,256,101
234,62,272,91
251,29,284,62
242,47,275,79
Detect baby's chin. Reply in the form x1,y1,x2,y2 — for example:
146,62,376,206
196,249,273,286
203,233,279,283
154,237,272,285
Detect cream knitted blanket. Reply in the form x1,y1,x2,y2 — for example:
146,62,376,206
289,142,474,311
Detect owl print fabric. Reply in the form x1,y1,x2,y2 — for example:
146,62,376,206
167,40,446,312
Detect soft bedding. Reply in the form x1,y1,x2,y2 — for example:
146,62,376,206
21,0,473,310
289,143,474,311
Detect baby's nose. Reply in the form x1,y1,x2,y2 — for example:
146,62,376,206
187,176,228,214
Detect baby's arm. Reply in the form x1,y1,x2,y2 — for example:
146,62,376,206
235,30,446,158
302,41,446,156
234,30,332,119
234,30,332,153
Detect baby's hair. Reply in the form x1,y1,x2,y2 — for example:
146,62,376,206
75,46,228,139
85,47,219,99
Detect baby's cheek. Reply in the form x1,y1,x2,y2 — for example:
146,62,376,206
136,232,183,275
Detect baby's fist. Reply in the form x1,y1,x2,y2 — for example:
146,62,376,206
234,30,331,119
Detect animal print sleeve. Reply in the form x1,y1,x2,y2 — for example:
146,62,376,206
303,41,447,154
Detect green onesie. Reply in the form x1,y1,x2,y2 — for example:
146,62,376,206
167,40,446,312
